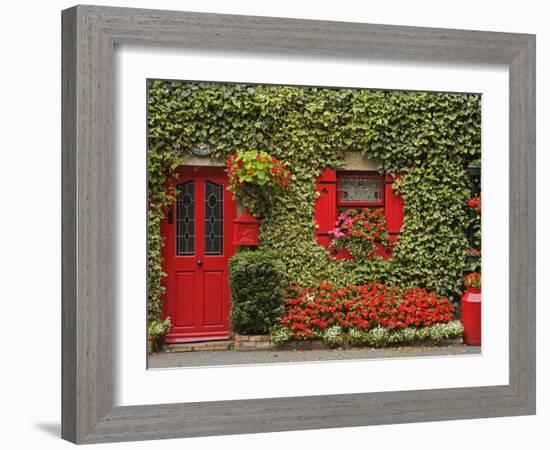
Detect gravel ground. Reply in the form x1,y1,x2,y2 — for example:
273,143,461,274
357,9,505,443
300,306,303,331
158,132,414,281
148,344,481,369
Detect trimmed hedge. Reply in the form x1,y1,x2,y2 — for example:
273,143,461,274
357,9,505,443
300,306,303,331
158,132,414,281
229,248,288,334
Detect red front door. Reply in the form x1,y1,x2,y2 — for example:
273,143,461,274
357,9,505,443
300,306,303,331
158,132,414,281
161,166,236,343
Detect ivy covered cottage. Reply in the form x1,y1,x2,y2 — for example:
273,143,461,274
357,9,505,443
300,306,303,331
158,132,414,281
146,80,482,352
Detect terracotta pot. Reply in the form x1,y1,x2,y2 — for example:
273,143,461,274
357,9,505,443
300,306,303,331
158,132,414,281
148,335,160,353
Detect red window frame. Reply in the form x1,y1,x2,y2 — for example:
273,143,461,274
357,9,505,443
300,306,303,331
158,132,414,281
336,171,385,208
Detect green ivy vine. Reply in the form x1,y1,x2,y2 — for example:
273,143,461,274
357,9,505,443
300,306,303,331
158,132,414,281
147,80,481,321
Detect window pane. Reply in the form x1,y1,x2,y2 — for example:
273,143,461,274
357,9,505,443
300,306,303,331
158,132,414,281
176,182,195,255
340,177,381,202
204,181,224,255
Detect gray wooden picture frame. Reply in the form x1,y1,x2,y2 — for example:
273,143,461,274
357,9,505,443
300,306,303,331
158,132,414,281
61,5,536,444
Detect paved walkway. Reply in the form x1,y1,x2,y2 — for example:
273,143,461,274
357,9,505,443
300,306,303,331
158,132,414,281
148,344,481,368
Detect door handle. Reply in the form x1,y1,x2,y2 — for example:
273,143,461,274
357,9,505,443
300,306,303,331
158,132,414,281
197,260,203,267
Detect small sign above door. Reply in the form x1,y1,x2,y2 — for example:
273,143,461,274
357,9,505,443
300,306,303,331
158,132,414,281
191,143,215,156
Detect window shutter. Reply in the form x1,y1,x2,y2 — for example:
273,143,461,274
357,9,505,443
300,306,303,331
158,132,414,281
384,173,405,244
314,168,337,248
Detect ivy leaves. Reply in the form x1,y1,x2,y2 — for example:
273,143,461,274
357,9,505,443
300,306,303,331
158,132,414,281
147,80,481,319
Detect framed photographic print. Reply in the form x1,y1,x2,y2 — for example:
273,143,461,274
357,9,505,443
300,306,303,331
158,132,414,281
61,5,535,444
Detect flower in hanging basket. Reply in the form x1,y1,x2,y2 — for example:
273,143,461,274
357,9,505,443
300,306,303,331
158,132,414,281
226,150,291,193
328,208,389,259
463,272,481,290
467,195,481,213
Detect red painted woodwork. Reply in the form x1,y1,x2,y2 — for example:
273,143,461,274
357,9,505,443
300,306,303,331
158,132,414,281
232,209,260,246
161,166,236,343
461,288,481,346
313,169,405,260
384,173,405,245
314,168,337,249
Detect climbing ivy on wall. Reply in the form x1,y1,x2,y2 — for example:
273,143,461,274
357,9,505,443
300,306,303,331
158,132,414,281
147,80,481,321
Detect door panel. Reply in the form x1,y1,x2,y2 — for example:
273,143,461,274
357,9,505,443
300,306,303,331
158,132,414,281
161,166,236,343
174,272,195,327
203,271,224,326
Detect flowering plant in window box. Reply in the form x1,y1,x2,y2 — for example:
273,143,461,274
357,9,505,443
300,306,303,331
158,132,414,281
328,208,389,259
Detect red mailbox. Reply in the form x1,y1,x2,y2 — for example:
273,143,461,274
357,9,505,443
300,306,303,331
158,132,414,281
232,209,260,246
461,287,481,346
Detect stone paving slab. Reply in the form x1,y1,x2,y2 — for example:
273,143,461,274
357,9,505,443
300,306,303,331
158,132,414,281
148,344,481,369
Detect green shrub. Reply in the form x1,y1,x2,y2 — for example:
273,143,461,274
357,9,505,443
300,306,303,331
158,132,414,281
229,248,288,334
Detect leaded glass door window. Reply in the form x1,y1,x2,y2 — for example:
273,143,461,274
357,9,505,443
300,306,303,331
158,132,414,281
204,181,224,255
176,182,196,255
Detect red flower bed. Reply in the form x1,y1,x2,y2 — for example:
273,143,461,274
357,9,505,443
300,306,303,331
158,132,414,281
281,282,455,339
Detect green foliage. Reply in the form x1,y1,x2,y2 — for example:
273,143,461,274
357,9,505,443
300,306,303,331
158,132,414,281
148,317,171,337
329,208,389,259
428,321,464,344
270,327,294,345
227,150,291,188
226,150,292,218
366,326,391,348
229,248,288,334
323,326,345,348
147,80,481,321
271,320,464,348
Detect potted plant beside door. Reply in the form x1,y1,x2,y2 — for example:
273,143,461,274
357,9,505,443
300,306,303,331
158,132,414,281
147,317,171,354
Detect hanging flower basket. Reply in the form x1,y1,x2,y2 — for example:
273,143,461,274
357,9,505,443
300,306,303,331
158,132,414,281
226,150,292,218
226,150,291,193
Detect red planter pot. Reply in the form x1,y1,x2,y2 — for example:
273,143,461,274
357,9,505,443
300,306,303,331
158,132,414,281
461,288,481,346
